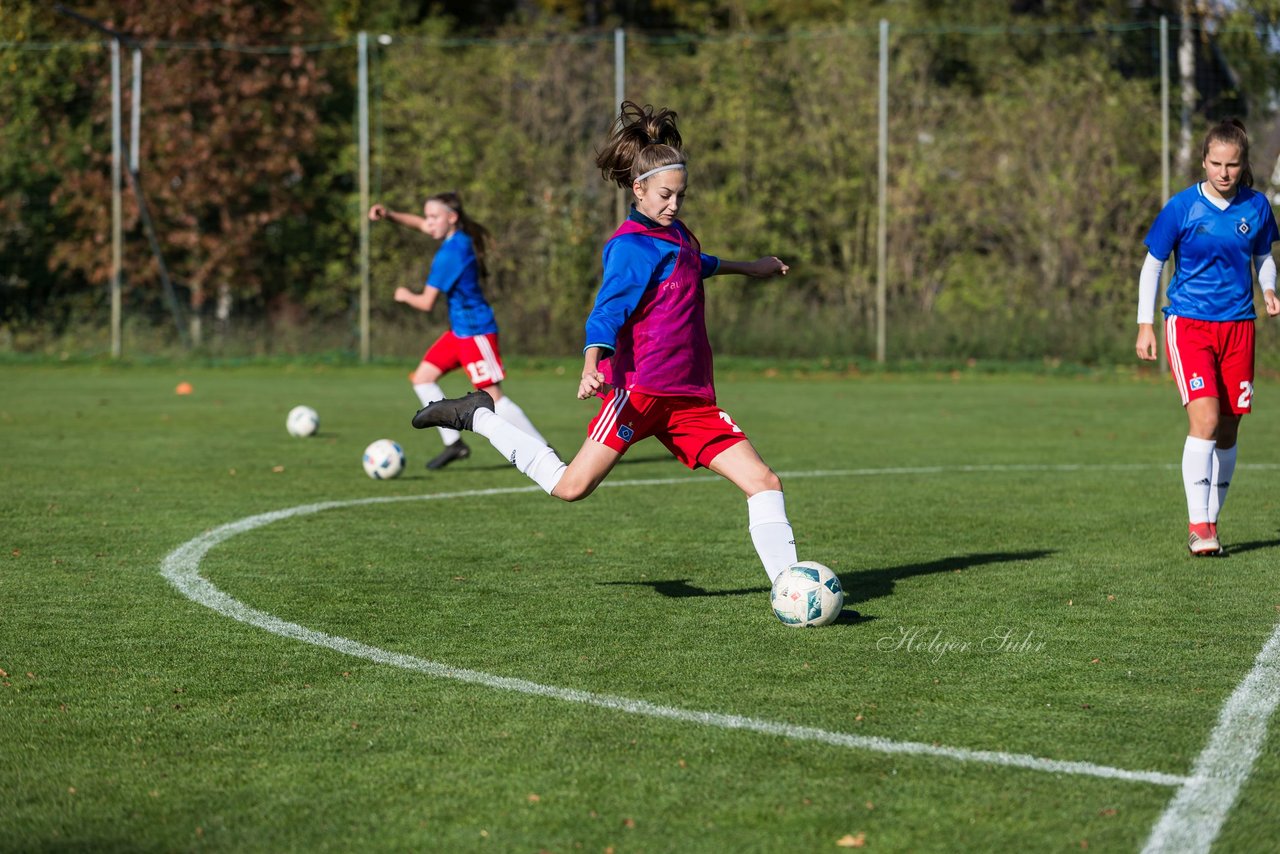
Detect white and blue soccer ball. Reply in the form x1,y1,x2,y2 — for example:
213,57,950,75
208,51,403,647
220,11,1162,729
770,561,844,627
362,439,405,480
286,405,320,438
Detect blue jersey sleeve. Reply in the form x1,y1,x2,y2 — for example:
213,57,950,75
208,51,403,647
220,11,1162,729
1144,196,1185,262
700,253,720,277
1252,200,1280,255
584,236,661,355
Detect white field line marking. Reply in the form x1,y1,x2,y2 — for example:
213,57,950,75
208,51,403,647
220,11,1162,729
1141,620,1280,853
159,464,1211,789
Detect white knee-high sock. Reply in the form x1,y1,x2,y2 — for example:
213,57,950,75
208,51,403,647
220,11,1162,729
747,490,797,584
1208,444,1238,524
495,395,547,444
472,408,565,494
413,382,461,446
1182,436,1216,524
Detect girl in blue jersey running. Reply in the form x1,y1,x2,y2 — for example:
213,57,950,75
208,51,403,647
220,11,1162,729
369,192,546,470
1135,119,1279,556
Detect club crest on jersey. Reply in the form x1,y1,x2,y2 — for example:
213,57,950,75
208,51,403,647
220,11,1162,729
1189,374,1205,391
1237,220,1250,235
616,423,635,443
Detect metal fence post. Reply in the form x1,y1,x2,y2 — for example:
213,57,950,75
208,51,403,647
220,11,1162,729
358,32,371,363
111,39,123,359
876,20,888,364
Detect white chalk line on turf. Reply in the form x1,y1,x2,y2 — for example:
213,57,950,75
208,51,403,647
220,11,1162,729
157,463,1221,790
1141,619,1280,853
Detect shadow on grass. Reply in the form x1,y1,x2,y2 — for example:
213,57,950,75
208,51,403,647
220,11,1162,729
405,448,681,475
601,578,878,626
1216,534,1280,557
600,551,1054,629
839,550,1055,606
599,579,760,598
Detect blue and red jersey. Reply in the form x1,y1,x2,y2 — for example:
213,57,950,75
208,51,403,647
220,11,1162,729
426,231,497,337
1145,183,1280,322
584,209,722,401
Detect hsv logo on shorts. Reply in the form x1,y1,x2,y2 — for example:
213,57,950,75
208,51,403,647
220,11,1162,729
1189,373,1205,391
616,423,635,443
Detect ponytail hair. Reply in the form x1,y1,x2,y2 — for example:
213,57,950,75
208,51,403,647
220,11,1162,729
595,101,686,189
428,190,493,279
1201,118,1254,189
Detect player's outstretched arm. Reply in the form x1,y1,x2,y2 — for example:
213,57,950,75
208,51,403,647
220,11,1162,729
1135,323,1158,361
713,256,790,279
369,204,430,234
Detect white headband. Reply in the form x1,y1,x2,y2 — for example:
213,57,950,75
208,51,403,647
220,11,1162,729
634,163,686,183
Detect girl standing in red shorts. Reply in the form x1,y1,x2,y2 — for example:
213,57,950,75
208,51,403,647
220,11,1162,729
1135,119,1279,555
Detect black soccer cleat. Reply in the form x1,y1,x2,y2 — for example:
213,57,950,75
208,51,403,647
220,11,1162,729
425,440,471,470
411,390,495,432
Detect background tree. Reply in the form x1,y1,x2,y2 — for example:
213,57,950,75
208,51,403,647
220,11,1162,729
0,4,105,343
2,0,1275,361
38,0,342,349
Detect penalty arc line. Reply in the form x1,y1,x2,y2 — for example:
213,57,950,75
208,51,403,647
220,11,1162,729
157,464,1224,790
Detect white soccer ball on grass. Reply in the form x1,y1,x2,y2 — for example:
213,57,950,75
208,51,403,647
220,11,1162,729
286,405,320,437
362,439,405,480
770,561,844,627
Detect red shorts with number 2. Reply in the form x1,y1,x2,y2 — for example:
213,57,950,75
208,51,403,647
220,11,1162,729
1165,315,1255,415
587,388,749,470
423,331,506,389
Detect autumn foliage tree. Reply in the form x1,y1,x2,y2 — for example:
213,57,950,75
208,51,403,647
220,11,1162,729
43,0,341,347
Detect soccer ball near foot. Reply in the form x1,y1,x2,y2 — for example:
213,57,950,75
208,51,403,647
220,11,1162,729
770,561,844,627
286,405,320,437
362,439,405,480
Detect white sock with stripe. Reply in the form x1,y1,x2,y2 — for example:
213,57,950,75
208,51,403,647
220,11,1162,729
495,395,547,444
1209,444,1238,524
747,490,798,584
1182,436,1215,524
413,382,462,446
472,408,565,494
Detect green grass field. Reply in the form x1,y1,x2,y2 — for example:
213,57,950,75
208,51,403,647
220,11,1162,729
3,361,1279,852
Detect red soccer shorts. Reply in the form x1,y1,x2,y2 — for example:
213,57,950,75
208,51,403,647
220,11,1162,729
1165,315,1255,414
586,388,749,470
422,331,506,389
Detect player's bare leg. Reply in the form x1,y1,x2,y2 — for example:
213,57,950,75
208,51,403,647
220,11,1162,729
708,442,796,582
549,439,622,502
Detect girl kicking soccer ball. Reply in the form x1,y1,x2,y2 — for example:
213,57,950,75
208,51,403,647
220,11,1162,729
369,191,546,470
411,101,804,583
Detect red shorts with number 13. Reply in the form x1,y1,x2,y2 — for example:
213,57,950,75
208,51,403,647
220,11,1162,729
422,331,505,389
